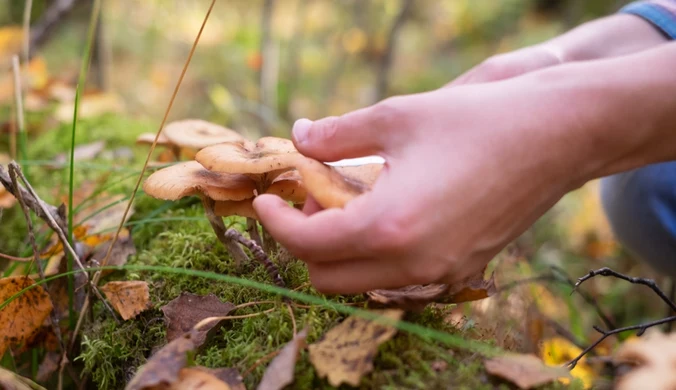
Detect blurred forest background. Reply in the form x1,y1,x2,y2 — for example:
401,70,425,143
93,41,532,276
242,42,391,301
2,0,673,388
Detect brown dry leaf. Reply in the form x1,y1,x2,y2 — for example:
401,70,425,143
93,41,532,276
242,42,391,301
308,309,403,387
613,330,676,390
55,92,124,122
168,367,233,390
367,268,497,311
100,281,151,321
193,367,245,390
0,187,16,209
50,141,106,168
0,365,46,390
161,292,235,343
484,353,570,389
37,351,61,383
125,329,202,390
0,276,54,356
258,328,308,390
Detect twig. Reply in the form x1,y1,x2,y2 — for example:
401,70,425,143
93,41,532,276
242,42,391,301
225,228,285,288
566,315,676,369
242,349,281,378
234,300,277,311
286,303,297,336
573,267,676,313
374,0,413,102
194,308,277,331
0,252,33,262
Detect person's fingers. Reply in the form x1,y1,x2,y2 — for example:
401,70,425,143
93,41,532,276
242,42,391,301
253,194,372,261
306,257,412,294
292,98,409,161
301,195,323,216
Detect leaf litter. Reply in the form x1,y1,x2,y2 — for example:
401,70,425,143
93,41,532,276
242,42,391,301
160,292,236,343
100,281,151,321
258,328,308,390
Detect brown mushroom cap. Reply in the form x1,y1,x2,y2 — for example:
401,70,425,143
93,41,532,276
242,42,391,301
162,119,245,149
335,163,383,186
142,161,256,201
266,170,306,204
136,132,174,146
195,137,301,175
295,158,372,209
214,199,258,220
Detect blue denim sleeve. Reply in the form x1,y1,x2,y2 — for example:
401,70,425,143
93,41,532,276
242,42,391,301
620,0,676,39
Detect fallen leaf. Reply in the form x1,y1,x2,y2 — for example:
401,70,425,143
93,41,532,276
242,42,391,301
258,328,309,390
0,365,46,390
37,351,61,382
50,141,106,168
0,187,15,209
91,228,137,270
54,92,124,122
485,353,570,389
100,281,150,320
161,292,235,343
613,330,676,390
169,367,233,390
541,337,595,389
125,329,202,390
308,309,403,387
194,367,245,390
0,276,54,356
367,269,497,311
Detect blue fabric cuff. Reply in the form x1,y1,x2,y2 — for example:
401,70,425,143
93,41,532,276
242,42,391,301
620,1,676,39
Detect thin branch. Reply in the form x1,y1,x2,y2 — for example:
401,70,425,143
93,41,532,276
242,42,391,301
374,0,413,102
566,315,676,369
574,267,676,313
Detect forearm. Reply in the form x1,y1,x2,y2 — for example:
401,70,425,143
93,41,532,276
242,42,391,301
544,13,670,62
534,42,676,183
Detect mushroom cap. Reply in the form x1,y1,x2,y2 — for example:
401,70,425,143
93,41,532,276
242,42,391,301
142,161,256,201
335,163,383,186
295,158,371,209
214,199,258,220
136,132,173,146
195,137,301,175
162,119,245,149
266,170,306,204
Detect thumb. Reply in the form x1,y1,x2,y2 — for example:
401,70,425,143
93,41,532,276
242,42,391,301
292,101,402,161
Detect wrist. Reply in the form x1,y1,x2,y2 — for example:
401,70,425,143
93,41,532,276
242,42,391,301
543,14,670,63
529,43,676,185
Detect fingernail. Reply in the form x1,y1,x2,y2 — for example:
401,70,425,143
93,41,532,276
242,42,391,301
292,118,313,145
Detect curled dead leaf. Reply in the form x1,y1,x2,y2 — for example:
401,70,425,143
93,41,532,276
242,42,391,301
0,276,54,356
367,269,497,311
308,309,403,387
160,292,235,343
484,353,570,389
258,328,308,390
0,365,46,390
101,281,151,321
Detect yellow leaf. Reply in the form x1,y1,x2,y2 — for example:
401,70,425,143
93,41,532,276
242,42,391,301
101,281,151,320
541,337,594,389
0,276,54,356
308,309,403,387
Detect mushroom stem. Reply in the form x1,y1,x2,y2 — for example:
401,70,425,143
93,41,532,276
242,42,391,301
261,226,277,254
201,197,249,267
224,228,285,288
246,218,263,247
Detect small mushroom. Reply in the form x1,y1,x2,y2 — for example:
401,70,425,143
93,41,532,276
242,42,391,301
142,161,256,266
162,119,245,150
136,132,181,163
196,137,303,251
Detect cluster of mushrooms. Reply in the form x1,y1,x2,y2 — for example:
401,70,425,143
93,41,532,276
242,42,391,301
141,119,382,283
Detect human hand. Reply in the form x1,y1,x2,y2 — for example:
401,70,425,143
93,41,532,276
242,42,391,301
253,72,595,294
